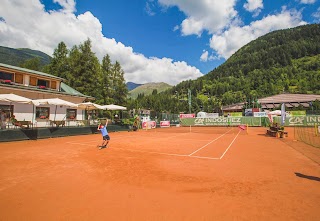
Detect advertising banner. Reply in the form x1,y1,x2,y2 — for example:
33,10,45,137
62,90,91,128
194,117,242,126
180,117,263,127
179,113,195,119
181,116,320,127
230,112,243,117
142,121,156,129
254,112,267,117
287,110,306,116
206,113,219,118
160,121,170,127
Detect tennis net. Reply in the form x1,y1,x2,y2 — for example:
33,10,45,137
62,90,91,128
294,125,320,148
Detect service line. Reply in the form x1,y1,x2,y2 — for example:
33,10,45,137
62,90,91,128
188,129,232,156
219,130,241,159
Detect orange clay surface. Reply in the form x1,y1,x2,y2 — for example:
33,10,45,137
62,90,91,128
0,126,319,221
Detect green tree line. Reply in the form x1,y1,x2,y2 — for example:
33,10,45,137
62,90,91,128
36,39,129,106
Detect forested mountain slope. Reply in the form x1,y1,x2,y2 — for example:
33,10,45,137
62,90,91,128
173,24,320,105
0,46,51,67
130,24,320,113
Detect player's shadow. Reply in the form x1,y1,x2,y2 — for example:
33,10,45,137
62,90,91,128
295,172,320,182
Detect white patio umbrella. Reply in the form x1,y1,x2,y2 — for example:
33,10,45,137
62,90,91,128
0,93,34,124
77,102,107,121
0,93,33,104
32,98,78,107
102,104,127,110
101,104,127,122
32,98,77,121
77,102,106,110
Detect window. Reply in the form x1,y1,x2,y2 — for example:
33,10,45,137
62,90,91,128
0,71,13,84
36,107,50,119
0,71,13,81
37,79,49,88
67,109,77,120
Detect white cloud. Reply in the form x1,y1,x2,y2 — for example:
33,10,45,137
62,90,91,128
312,7,320,22
200,51,209,62
158,0,238,36
173,25,179,31
209,8,307,59
200,50,216,62
158,1,307,62
53,0,76,13
299,0,317,4
0,0,202,85
243,0,263,16
145,0,156,16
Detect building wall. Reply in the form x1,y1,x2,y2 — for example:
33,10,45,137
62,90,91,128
0,101,84,127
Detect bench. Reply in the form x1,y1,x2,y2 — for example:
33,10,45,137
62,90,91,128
50,120,65,127
15,120,32,129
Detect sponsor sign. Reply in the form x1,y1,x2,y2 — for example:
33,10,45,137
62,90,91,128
160,121,170,128
254,112,267,117
142,121,156,129
206,113,219,118
245,108,260,116
180,113,195,119
194,117,242,126
230,112,243,117
287,110,306,116
277,116,320,126
245,109,252,116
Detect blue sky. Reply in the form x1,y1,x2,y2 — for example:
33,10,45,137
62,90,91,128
0,0,319,85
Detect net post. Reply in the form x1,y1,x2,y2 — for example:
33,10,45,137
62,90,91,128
315,124,318,137
246,124,248,134
189,125,191,133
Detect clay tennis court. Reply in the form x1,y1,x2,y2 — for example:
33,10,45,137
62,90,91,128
0,126,319,220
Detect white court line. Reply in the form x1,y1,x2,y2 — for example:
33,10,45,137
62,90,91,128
66,129,240,160
111,147,220,160
219,130,241,159
66,141,220,160
188,129,232,156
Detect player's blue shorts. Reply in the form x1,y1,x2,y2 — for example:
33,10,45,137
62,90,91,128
103,135,110,140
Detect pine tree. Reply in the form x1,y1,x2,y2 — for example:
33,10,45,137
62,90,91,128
48,42,71,84
69,39,101,99
101,54,113,104
112,61,128,105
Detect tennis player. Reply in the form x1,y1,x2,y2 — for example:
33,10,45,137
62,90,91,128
97,120,110,149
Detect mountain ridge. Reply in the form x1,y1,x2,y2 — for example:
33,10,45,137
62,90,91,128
0,46,52,67
128,82,172,99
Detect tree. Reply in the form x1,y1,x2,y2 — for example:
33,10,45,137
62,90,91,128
48,42,70,83
100,54,113,104
20,57,41,71
111,61,128,105
69,39,102,100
